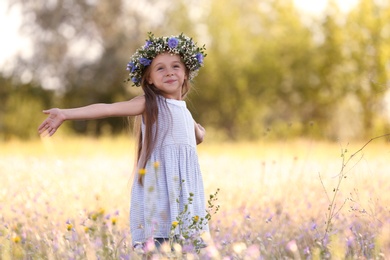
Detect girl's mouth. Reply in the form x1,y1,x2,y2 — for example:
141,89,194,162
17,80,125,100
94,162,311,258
165,79,176,84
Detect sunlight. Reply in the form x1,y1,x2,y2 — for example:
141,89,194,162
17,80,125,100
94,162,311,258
294,0,359,14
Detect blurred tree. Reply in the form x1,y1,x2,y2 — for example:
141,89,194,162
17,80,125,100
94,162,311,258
264,0,320,137
163,0,197,35
0,74,54,140
4,0,390,140
345,0,390,137
191,0,265,139
8,0,170,135
310,1,350,139
192,0,318,139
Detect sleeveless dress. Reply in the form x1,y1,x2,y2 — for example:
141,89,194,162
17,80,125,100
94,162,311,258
130,95,208,245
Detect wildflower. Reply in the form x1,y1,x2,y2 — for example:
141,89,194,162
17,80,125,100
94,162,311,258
233,242,247,254
111,217,117,226
160,242,172,254
67,223,73,231
246,245,260,259
126,62,135,71
139,57,151,66
172,221,179,228
153,161,160,169
84,227,89,233
311,222,317,230
131,77,139,83
98,208,105,216
144,238,156,253
286,239,298,252
183,244,195,254
91,213,98,221
168,37,179,48
173,243,183,254
144,40,152,49
196,53,204,64
139,168,146,175
193,215,199,223
12,235,21,243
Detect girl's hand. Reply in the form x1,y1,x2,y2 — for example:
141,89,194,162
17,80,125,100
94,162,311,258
38,108,66,137
194,122,206,145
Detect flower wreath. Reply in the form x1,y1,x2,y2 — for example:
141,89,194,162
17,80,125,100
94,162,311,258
126,32,206,87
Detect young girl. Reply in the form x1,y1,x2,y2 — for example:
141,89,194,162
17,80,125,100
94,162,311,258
38,33,209,249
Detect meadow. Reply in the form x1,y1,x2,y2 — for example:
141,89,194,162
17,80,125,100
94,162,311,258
1,136,389,259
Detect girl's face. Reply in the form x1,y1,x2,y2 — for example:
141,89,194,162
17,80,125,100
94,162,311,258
147,53,187,100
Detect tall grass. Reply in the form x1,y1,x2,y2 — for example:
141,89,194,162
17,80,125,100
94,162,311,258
1,136,389,259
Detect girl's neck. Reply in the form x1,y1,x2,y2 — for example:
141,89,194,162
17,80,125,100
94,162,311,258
159,93,182,101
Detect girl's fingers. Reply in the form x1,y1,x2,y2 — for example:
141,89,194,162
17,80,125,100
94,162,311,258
38,119,53,134
38,122,47,132
38,125,55,137
49,128,57,136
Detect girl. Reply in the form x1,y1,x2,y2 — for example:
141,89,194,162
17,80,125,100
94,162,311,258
38,33,209,250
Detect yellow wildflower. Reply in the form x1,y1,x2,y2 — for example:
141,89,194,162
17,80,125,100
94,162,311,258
66,224,73,231
84,227,89,233
139,168,146,175
12,235,21,243
172,221,179,228
98,208,105,216
153,161,160,169
193,215,199,223
91,213,98,221
111,217,117,226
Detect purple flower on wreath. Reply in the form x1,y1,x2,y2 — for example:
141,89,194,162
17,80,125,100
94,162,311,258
196,53,204,64
126,62,137,72
131,77,139,83
144,40,152,49
167,37,179,48
126,62,133,71
139,57,151,66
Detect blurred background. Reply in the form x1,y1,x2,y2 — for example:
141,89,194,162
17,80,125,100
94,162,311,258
1,0,390,141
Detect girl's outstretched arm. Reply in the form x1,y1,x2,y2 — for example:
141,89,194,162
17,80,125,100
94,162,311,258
38,95,145,137
194,121,206,145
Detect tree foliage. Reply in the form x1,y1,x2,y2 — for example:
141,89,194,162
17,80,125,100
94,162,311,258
0,74,54,140
344,0,390,138
2,0,390,140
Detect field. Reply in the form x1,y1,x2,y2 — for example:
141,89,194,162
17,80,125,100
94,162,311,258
1,136,390,259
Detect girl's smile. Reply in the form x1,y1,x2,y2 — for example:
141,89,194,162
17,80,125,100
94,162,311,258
164,76,177,84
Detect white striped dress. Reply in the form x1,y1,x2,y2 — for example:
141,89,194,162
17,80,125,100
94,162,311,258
130,95,208,245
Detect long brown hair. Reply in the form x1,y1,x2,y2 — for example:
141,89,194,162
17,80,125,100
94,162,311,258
134,59,192,185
